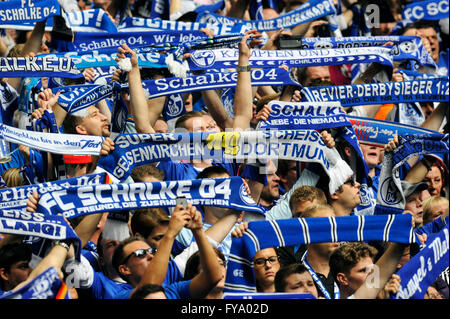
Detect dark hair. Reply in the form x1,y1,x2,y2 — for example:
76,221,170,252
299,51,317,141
0,243,32,275
130,208,169,239
62,112,84,135
111,235,145,281
329,242,378,281
130,284,166,299
183,248,226,281
274,263,309,292
196,165,230,179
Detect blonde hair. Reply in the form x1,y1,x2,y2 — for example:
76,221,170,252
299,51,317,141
1,167,24,187
301,204,335,218
422,196,449,223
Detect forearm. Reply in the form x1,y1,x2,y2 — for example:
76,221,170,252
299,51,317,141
13,245,68,292
353,243,407,299
139,231,177,287
202,90,233,130
21,20,46,56
205,211,240,243
421,102,447,131
233,56,252,130
74,212,105,248
128,67,154,133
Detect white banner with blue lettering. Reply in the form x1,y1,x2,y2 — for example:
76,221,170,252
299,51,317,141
187,47,393,71
0,123,104,156
97,130,339,183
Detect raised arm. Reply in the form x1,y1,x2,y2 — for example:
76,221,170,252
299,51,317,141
186,209,223,298
116,43,155,134
136,204,191,289
233,30,262,131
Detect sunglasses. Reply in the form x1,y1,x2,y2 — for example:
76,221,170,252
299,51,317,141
344,175,357,187
253,256,279,267
122,248,157,264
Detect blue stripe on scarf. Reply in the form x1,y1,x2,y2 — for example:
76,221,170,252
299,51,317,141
225,214,417,293
300,35,436,68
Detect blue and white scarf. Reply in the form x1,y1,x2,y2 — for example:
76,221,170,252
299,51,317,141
35,177,264,218
97,130,335,182
0,8,117,33
402,0,449,22
0,172,106,211
54,84,117,115
196,0,336,32
376,134,449,214
301,78,449,107
348,116,441,148
135,68,297,99
0,57,82,79
0,267,70,299
224,214,417,293
117,16,248,35
300,35,436,69
257,101,373,215
187,47,393,71
393,225,449,299
0,208,81,259
0,0,60,26
72,30,208,52
0,123,104,156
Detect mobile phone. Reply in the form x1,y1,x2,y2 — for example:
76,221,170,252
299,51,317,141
278,35,303,49
316,24,332,38
176,196,187,209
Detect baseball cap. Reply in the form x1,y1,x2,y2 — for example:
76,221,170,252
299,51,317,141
64,155,92,164
401,180,429,199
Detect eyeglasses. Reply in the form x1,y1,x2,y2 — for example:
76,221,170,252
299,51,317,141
253,256,279,267
343,176,356,187
122,248,157,265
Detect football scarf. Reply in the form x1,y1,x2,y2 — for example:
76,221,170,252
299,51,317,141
224,214,417,293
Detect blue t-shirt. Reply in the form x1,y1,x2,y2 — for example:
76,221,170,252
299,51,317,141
114,279,192,299
89,272,133,299
113,259,183,299
164,280,192,299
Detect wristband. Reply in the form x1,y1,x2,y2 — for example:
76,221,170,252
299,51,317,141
236,65,251,73
52,240,71,251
